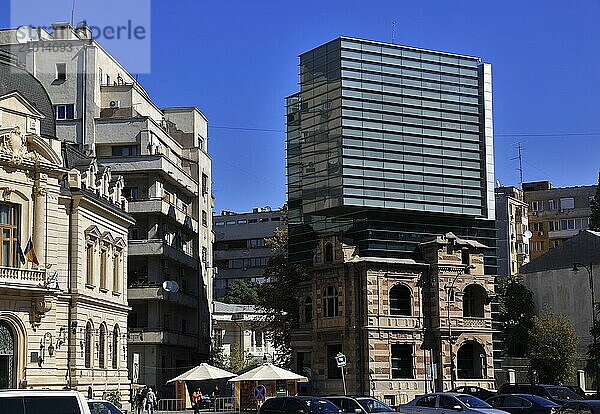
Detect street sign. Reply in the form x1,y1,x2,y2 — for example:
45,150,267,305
132,353,140,384
254,385,267,401
335,352,347,368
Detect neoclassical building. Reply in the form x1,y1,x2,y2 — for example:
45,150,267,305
0,50,133,407
291,232,495,405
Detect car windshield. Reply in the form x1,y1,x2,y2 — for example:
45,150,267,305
301,399,343,413
356,398,394,412
456,395,491,408
546,387,581,401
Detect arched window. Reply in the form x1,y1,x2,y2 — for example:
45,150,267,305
0,322,15,389
85,321,93,368
463,284,486,317
322,286,339,317
304,297,313,323
99,323,106,368
324,242,334,263
457,342,486,379
389,284,412,316
112,325,120,369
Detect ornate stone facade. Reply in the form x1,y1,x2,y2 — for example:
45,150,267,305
291,233,495,405
0,64,133,408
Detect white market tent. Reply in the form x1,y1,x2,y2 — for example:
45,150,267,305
228,363,308,382
167,363,236,383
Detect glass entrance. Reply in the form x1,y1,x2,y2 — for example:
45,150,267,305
0,322,15,389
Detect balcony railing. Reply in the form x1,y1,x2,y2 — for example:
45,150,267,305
0,266,46,288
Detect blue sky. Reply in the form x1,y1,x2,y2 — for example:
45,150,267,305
2,0,599,213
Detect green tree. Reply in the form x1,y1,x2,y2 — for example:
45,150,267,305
528,309,579,383
589,172,600,231
586,304,600,389
209,341,228,370
228,344,257,373
498,277,536,356
220,280,259,305
257,204,309,368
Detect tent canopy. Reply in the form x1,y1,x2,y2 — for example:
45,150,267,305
167,363,236,383
228,363,308,383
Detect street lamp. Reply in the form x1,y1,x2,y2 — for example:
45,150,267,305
573,262,598,394
445,264,476,390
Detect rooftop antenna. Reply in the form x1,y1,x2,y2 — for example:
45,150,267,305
391,21,396,44
70,0,76,27
511,142,524,186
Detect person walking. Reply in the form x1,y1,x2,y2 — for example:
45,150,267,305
145,387,157,414
192,388,203,414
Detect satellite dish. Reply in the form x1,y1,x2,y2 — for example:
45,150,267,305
162,280,180,293
16,26,39,43
524,230,533,238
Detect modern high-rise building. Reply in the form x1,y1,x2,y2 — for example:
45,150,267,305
287,37,498,400
287,37,496,268
522,180,596,260
0,23,214,395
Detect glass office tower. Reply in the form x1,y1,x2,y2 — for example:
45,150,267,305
287,37,496,273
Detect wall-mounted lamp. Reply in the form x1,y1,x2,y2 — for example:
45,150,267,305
38,332,54,366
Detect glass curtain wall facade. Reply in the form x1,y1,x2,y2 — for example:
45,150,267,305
287,37,497,271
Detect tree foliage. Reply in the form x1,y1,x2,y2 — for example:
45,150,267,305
528,309,579,383
257,204,309,368
220,280,259,305
498,277,536,357
589,172,600,231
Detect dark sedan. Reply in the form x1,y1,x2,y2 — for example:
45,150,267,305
451,386,496,401
487,394,559,414
558,401,600,414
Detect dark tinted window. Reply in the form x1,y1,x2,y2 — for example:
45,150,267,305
546,387,581,401
0,397,25,413
284,398,305,413
262,398,285,411
355,398,393,413
25,396,80,414
439,396,459,410
298,398,342,413
416,396,436,408
504,396,526,408
89,401,122,414
487,397,503,408
455,396,490,409
527,395,559,407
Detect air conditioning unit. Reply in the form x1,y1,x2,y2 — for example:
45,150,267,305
109,100,121,108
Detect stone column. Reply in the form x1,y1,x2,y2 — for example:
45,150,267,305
33,173,47,268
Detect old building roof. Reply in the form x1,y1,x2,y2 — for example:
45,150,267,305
0,49,56,138
419,232,488,249
521,230,600,273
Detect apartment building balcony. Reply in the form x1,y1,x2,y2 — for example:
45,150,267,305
128,239,198,269
0,266,47,290
128,282,198,308
127,328,198,349
98,154,198,197
129,198,198,233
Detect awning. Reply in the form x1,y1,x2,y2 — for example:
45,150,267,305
228,363,308,382
167,363,236,383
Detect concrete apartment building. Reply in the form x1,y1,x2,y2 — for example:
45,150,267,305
287,37,497,403
523,181,596,260
495,186,529,277
0,50,133,408
213,208,282,298
0,23,214,394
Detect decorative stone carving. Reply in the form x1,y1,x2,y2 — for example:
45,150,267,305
0,127,37,164
30,296,53,330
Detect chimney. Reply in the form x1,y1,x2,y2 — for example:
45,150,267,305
51,22,74,40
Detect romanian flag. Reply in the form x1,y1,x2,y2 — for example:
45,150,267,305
24,237,39,266
17,241,26,265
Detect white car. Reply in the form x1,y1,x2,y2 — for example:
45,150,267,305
398,393,509,414
0,389,92,414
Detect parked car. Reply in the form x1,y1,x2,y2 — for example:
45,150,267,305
558,401,600,414
259,396,343,414
88,400,124,414
398,393,508,414
564,387,587,399
0,389,92,414
326,396,395,413
486,394,559,414
451,387,496,401
497,384,583,405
